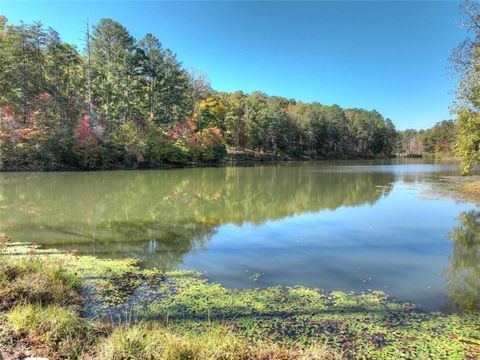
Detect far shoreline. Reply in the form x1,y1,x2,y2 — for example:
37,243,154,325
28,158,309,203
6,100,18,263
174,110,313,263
0,154,460,173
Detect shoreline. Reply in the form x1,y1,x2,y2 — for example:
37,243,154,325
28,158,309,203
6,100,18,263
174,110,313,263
0,155,457,173
1,242,479,359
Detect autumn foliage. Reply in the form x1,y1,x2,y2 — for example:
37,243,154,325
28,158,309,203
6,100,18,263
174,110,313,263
188,127,227,162
74,116,100,169
0,17,399,170
0,106,47,169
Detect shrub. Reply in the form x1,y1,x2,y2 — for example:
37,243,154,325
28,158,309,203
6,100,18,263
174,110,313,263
74,115,101,169
145,127,190,166
188,127,227,162
111,120,146,167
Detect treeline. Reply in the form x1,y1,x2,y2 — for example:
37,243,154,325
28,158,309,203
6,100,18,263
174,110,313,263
397,120,457,157
0,17,397,170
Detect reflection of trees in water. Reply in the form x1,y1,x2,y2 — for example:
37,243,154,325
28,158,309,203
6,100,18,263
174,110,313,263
445,210,480,312
0,166,394,267
53,221,215,270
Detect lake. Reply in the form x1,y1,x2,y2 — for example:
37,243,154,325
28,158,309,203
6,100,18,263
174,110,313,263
1,159,478,311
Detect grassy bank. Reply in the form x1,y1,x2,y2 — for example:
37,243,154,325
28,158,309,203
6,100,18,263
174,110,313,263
0,244,339,360
1,242,479,359
458,180,480,204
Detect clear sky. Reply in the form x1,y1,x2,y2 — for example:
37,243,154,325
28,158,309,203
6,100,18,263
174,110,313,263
0,1,467,130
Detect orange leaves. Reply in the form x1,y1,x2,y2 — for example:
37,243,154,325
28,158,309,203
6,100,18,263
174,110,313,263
188,126,223,149
0,106,16,122
168,116,200,141
187,118,198,132
0,106,44,142
169,123,188,141
207,126,223,138
75,116,97,143
74,116,100,168
0,106,17,133
35,92,52,102
187,126,226,162
14,128,44,140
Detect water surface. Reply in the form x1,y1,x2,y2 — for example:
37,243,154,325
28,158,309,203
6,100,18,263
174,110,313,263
1,159,478,311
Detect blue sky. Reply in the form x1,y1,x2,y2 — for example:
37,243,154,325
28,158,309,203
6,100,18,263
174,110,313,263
0,1,467,130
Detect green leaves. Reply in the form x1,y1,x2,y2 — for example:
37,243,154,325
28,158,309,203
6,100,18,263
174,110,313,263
452,3,480,174
455,109,480,175
0,17,397,170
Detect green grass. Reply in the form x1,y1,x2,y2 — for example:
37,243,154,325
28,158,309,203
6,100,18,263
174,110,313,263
95,323,340,360
1,242,480,359
7,304,95,359
0,255,82,311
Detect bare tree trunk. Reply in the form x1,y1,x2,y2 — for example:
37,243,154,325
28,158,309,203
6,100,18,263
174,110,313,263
85,20,101,138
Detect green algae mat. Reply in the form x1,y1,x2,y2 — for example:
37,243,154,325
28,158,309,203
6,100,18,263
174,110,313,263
1,243,480,359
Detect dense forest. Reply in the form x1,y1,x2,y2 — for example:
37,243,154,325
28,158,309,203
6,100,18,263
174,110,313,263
0,17,398,170
397,120,457,157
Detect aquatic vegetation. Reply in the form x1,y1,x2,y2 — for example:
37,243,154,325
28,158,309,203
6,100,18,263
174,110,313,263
1,243,480,359
249,272,262,281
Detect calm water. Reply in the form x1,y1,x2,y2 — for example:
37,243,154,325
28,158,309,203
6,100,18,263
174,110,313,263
1,160,479,311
